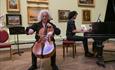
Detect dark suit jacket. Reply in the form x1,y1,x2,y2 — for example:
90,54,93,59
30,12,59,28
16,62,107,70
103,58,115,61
26,21,61,42
66,19,76,37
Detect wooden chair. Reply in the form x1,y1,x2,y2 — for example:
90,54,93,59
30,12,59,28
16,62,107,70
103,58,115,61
0,30,12,59
62,39,76,58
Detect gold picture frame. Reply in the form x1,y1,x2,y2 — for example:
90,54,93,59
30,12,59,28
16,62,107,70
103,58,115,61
27,0,48,3
82,9,91,24
7,0,20,12
27,6,48,24
6,14,22,27
58,10,70,22
78,0,95,7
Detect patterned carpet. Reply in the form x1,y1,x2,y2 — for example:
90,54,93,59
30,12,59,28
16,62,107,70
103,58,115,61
0,42,115,70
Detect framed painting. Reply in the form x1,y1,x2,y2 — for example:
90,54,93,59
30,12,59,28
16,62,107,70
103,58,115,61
27,6,48,24
82,9,91,24
7,0,20,12
78,0,95,7
27,0,48,3
58,10,70,22
6,14,22,27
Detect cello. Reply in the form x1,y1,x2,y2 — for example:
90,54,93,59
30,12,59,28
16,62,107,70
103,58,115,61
32,23,55,58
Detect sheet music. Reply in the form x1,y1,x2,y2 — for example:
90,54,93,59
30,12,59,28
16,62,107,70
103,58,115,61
81,25,87,31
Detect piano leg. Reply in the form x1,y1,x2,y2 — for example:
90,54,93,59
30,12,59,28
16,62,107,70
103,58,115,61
92,42,98,55
93,41,106,68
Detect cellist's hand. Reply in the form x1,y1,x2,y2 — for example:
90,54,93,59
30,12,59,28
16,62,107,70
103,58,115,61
47,23,54,33
28,29,34,35
47,23,52,27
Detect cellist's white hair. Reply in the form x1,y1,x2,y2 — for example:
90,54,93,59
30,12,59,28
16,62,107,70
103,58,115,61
37,9,52,22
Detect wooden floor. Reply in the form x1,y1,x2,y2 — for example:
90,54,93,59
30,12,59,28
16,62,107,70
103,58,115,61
0,41,115,70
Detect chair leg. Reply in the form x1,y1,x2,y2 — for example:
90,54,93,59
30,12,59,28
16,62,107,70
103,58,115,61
72,45,75,58
66,45,68,53
74,44,76,54
63,45,65,58
10,47,12,59
63,43,76,58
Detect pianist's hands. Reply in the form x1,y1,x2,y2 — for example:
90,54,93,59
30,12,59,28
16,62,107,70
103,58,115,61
81,28,91,33
80,25,92,33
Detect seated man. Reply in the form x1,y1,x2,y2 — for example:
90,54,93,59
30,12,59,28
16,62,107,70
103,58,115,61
26,10,61,70
66,11,94,57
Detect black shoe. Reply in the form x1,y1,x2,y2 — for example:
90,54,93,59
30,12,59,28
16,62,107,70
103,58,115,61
52,65,59,70
85,52,94,57
28,65,37,70
96,57,105,68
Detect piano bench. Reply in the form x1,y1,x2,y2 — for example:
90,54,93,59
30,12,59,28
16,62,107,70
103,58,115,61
62,39,76,58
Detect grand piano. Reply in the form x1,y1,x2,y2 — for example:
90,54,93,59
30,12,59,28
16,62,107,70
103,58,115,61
84,0,115,67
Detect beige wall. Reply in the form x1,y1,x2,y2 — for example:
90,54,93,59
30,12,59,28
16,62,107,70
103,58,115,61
0,0,108,42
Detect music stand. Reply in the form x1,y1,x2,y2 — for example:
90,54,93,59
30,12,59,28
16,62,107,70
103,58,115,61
9,26,25,56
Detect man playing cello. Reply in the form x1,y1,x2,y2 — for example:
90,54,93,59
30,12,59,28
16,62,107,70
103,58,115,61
26,10,60,70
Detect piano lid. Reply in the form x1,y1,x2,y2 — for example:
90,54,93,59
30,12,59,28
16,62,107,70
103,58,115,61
103,0,115,34
85,0,115,39
104,0,115,22
91,0,115,34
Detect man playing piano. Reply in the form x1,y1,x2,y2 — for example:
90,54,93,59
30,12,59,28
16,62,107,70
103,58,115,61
66,11,94,57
